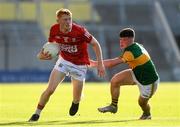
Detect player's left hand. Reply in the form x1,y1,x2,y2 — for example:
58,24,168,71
97,61,105,77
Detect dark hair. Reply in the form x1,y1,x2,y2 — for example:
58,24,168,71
119,28,135,38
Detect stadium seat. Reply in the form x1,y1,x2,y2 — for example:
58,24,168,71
0,3,16,20
68,3,91,21
19,2,36,20
40,2,64,36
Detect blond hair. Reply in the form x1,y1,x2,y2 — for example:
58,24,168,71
56,8,72,18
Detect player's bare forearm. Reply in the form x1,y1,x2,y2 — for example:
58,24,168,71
89,57,123,68
90,37,105,77
103,57,123,68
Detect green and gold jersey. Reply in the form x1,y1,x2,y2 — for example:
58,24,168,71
120,42,159,85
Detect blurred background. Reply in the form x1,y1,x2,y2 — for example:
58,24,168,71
0,0,180,82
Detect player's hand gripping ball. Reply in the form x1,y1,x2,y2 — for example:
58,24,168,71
43,42,60,58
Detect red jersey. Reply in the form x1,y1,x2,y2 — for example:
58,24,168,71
48,23,92,65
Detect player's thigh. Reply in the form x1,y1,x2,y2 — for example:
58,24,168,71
47,69,66,91
111,69,135,85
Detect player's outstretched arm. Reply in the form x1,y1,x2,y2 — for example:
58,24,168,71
37,49,52,60
89,57,123,68
104,57,123,68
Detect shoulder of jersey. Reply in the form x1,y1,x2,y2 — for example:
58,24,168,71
72,23,84,31
50,23,59,30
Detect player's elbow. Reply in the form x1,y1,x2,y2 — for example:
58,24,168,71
90,37,99,47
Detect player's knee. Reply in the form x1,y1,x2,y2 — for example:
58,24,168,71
138,99,148,107
111,78,120,87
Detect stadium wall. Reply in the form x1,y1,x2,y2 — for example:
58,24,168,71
0,0,180,82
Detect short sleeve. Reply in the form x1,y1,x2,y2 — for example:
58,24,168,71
48,26,56,42
122,51,134,62
81,27,92,43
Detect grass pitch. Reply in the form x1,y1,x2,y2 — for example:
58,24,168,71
0,82,180,127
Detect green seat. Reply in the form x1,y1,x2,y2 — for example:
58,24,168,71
0,3,16,20
19,2,36,20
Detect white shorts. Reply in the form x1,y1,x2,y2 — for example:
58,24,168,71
130,69,160,99
54,58,88,81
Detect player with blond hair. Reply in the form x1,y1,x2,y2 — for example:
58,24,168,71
29,8,105,122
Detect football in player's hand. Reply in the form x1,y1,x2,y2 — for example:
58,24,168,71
43,42,60,58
